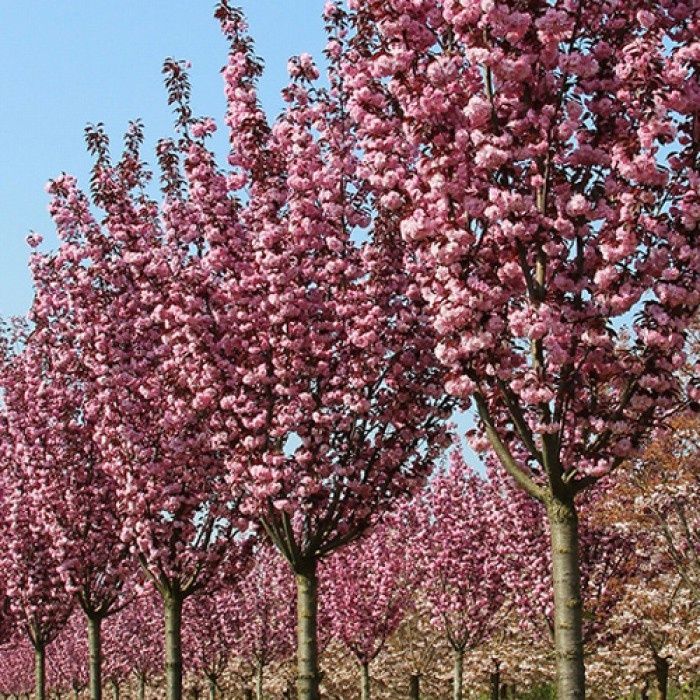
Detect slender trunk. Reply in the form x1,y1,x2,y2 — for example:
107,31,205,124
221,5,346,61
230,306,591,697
547,496,586,699
295,560,320,700
640,679,649,700
653,653,669,700
137,673,146,700
34,644,46,700
243,690,253,700
409,674,420,700
489,664,500,700
207,676,216,700
255,662,264,700
87,614,102,700
164,593,184,700
110,681,119,700
453,648,464,700
360,661,370,700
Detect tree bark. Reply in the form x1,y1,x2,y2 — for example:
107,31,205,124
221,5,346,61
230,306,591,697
137,673,146,700
653,652,669,700
360,661,370,700
489,665,500,700
409,674,420,700
110,682,119,700
453,648,464,700
87,614,103,700
164,592,184,700
295,560,320,700
243,690,253,700
255,662,264,700
547,496,586,699
34,644,46,700
207,676,216,700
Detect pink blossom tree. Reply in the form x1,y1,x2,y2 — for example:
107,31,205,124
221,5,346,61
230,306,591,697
338,1,700,696
117,590,163,700
183,592,233,700
0,330,74,700
47,612,88,699
418,451,507,700
223,545,295,700
206,6,452,698
323,508,417,700
38,98,252,700
11,235,134,700
0,637,34,699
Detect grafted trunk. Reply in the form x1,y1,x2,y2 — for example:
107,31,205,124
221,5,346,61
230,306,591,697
360,661,370,700
453,648,464,700
87,614,102,700
164,593,184,700
547,496,586,699
408,674,420,700
34,643,46,700
295,560,320,700
653,652,669,700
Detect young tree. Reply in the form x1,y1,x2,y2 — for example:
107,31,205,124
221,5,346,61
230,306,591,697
39,102,253,700
0,637,34,699
0,332,74,700
47,613,88,700
207,5,453,698
323,508,416,700
223,546,295,700
338,1,700,696
21,233,133,700
183,592,234,700
419,452,507,700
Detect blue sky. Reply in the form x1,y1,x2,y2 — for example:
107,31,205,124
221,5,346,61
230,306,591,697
0,1,329,318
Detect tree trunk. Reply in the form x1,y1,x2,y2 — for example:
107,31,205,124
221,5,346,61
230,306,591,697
34,644,46,700
408,674,420,700
640,679,649,700
489,666,500,700
360,661,370,700
110,682,119,700
255,662,264,700
453,648,464,700
295,560,320,700
243,690,253,700
87,614,103,700
137,674,146,700
164,593,184,700
207,676,216,700
653,653,669,700
547,496,586,699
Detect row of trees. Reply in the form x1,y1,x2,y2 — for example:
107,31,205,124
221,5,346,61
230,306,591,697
1,1,698,699
0,431,698,698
